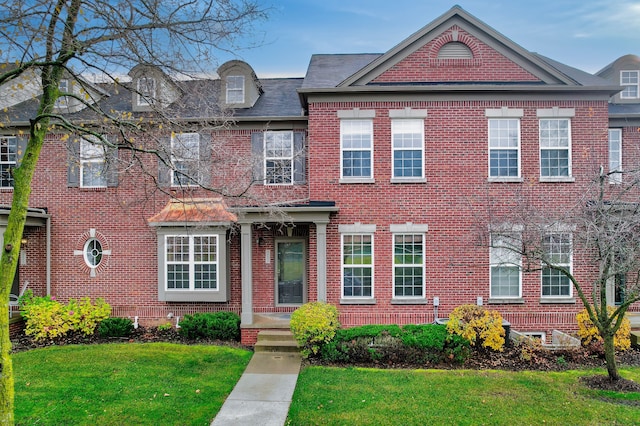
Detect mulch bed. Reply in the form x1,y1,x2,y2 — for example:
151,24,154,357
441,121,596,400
11,327,640,393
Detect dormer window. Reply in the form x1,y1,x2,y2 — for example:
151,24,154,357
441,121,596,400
137,77,156,106
55,79,69,108
621,71,639,99
226,75,245,104
437,42,473,59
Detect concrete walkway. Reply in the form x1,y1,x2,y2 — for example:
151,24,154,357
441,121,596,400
211,351,302,426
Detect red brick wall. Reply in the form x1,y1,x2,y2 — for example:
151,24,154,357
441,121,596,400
307,98,611,334
0,129,306,326
373,26,540,83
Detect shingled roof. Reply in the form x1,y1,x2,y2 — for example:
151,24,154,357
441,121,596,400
0,76,305,126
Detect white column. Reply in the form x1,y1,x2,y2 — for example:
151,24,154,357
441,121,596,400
316,222,328,302
240,223,253,325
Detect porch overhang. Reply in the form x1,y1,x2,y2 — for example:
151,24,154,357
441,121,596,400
232,202,339,326
0,206,52,296
0,206,49,227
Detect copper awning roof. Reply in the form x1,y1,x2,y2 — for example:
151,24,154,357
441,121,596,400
147,198,237,226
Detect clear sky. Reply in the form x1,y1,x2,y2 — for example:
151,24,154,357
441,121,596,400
223,0,640,78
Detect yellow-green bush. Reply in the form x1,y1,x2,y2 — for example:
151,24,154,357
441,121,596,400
446,304,505,351
576,307,630,351
290,301,340,357
20,290,111,341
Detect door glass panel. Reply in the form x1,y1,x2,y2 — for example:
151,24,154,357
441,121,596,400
277,241,304,304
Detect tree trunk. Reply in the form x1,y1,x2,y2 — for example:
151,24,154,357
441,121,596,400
603,333,620,381
0,123,47,425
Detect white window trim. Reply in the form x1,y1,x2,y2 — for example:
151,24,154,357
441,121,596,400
608,128,622,184
0,136,17,188
540,232,573,299
264,131,294,186
80,135,107,188
391,232,426,299
226,75,245,104
538,118,573,181
391,118,425,181
83,238,103,269
488,118,521,181
170,132,200,187
489,232,522,299
137,77,156,107
620,70,639,99
340,119,374,182
165,234,219,292
340,225,375,303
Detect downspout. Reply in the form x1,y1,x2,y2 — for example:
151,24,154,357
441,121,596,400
46,215,51,296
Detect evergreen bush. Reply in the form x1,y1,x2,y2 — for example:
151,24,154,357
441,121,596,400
97,317,134,338
178,311,240,341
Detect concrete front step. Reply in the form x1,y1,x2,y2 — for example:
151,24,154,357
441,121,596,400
254,330,300,353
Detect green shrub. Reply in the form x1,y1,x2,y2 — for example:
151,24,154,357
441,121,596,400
157,322,173,331
337,324,403,341
401,324,447,350
97,317,134,338
446,304,505,351
317,323,471,365
178,311,240,341
290,302,340,357
20,290,111,341
65,297,111,335
444,333,472,363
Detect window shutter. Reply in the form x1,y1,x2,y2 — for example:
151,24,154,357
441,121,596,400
16,135,28,167
105,135,119,187
157,136,172,187
199,132,211,187
251,132,264,185
293,132,306,184
67,137,80,187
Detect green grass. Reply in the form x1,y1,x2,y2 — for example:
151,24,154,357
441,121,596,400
287,366,640,425
14,343,252,425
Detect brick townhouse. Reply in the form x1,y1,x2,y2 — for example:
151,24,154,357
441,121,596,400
1,6,638,344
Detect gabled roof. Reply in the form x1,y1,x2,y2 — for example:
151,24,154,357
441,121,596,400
299,5,616,95
340,6,576,87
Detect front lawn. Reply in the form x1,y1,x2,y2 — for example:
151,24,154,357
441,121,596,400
14,343,252,425
287,366,640,425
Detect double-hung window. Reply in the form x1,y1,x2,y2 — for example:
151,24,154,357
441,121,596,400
393,234,424,297
621,71,639,99
341,119,373,179
264,131,294,185
171,133,200,186
137,77,156,106
0,136,17,188
608,129,622,184
540,118,571,178
541,233,572,297
342,234,373,298
226,75,245,104
80,135,107,188
165,235,218,291
489,119,520,178
490,233,522,298
392,119,424,179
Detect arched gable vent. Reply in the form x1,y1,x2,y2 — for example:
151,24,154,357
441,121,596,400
437,42,473,59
